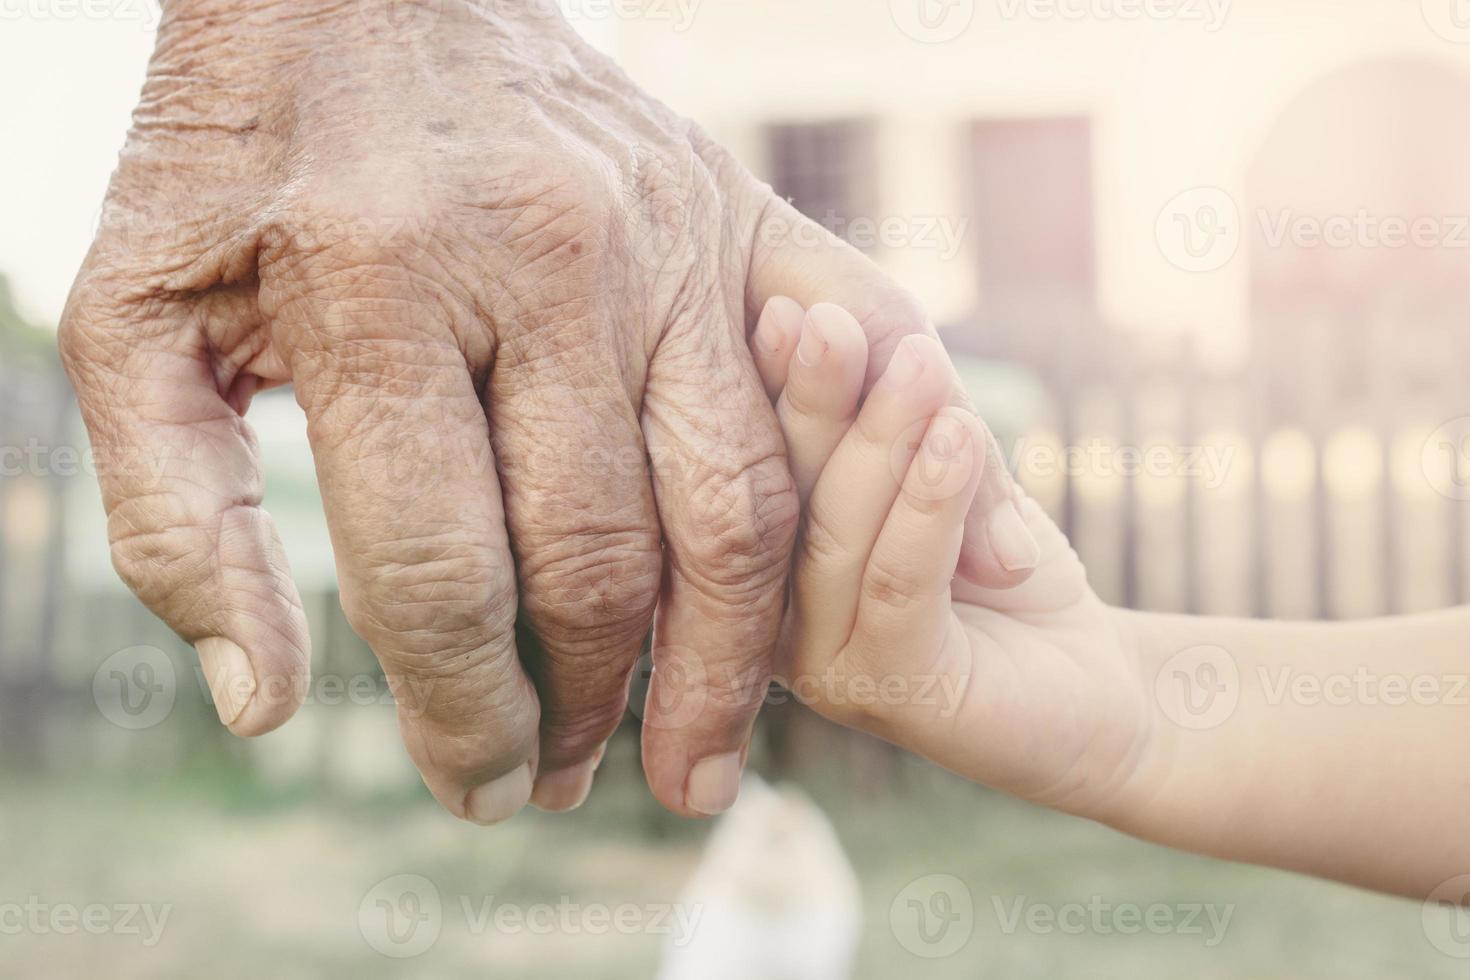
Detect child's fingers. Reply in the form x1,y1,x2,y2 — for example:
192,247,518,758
849,408,983,670
789,335,955,663
777,303,868,502
749,295,805,401
951,494,1091,613
954,424,1042,586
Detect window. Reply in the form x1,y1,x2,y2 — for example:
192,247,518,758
765,119,877,248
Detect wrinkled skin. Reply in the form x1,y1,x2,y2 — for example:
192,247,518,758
60,0,1030,822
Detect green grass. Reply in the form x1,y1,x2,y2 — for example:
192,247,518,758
0,749,1456,980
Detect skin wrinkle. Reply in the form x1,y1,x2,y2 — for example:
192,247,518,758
503,210,607,279
344,606,515,675
226,609,305,660
351,546,511,595
667,470,799,593
357,630,507,683
503,483,649,533
101,440,262,514
110,478,252,527
534,704,627,756
496,279,612,345
491,323,616,379
641,290,797,594
657,273,730,356
263,257,464,325
519,542,661,608
116,504,303,645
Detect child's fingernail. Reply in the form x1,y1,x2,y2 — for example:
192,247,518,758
754,319,782,355
465,762,533,826
754,296,799,354
796,312,829,368
686,751,743,816
196,637,256,729
881,336,926,388
926,413,969,456
988,500,1041,572
924,414,975,476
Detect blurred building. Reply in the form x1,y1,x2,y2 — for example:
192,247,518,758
608,0,1470,619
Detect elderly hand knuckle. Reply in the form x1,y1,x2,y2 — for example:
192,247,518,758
683,454,797,578
522,532,661,640
346,549,516,659
57,284,135,375
108,518,208,613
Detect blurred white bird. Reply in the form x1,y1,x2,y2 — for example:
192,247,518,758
658,777,863,980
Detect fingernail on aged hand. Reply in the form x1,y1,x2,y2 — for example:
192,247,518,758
988,500,1042,572
686,751,744,816
196,637,256,729
530,757,599,813
465,762,534,826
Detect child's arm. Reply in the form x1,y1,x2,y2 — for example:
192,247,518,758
1113,606,1470,898
750,297,1470,902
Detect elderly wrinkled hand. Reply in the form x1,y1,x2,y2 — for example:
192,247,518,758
59,0,1035,825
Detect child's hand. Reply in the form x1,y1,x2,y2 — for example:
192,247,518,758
749,301,1153,820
